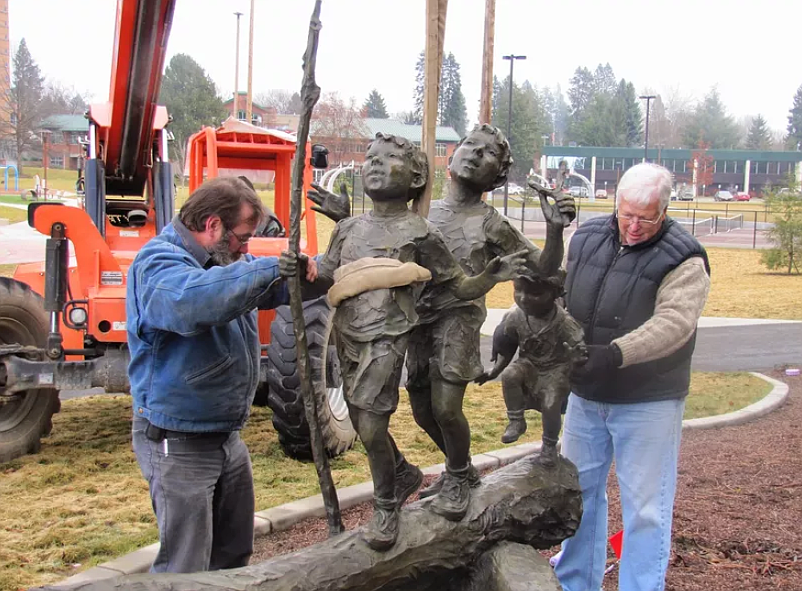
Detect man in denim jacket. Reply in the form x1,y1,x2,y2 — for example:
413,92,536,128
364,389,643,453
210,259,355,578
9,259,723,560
126,177,317,573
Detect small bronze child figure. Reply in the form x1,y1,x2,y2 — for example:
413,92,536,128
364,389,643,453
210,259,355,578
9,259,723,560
476,272,587,466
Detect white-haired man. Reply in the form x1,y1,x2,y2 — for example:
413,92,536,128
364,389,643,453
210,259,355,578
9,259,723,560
555,163,711,591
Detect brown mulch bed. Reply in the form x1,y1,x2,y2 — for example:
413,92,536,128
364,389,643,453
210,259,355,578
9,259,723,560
252,373,802,590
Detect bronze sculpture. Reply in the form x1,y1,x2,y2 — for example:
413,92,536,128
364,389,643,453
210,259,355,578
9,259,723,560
476,272,586,466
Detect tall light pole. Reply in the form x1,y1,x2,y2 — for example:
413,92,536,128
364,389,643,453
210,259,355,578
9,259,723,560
502,54,526,216
247,0,255,125
639,94,656,162
233,11,243,119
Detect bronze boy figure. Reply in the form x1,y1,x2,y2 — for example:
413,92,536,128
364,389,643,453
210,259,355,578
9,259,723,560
310,133,528,550
476,273,586,466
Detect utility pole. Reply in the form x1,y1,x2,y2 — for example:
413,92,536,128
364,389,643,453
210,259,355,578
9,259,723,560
247,0,254,124
478,0,495,126
415,0,448,219
639,94,656,162
502,54,525,216
233,11,243,119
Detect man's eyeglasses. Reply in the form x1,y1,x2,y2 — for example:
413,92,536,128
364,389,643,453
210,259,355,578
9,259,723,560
228,230,253,245
618,211,664,226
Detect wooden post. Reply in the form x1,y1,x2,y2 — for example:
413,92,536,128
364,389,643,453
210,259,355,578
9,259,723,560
414,0,448,219
288,0,343,536
478,0,495,126
233,12,243,118
247,0,254,124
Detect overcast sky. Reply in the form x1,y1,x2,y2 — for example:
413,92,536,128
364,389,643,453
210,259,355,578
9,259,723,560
9,0,801,135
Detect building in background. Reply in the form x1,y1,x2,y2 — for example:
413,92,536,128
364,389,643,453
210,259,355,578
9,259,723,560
541,146,802,197
39,114,88,170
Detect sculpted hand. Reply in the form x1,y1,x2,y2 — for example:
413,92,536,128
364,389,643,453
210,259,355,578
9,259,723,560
570,344,622,384
486,249,529,283
563,341,589,367
279,251,315,282
475,366,502,386
307,182,351,222
528,178,576,228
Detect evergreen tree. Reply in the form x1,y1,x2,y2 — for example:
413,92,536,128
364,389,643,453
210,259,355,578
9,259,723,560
363,89,389,118
619,80,643,147
786,84,802,150
567,66,595,118
746,114,772,150
682,87,740,149
439,53,467,136
593,63,617,96
159,53,227,171
491,77,545,179
412,51,425,124
5,39,44,175
551,84,570,146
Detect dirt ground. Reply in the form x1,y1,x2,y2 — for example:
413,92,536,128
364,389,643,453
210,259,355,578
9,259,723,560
252,372,802,590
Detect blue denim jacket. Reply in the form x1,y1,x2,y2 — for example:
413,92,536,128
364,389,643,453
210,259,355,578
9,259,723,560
126,220,288,432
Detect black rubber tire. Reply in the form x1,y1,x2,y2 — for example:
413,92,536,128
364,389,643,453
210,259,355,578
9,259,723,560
0,278,61,463
265,297,356,460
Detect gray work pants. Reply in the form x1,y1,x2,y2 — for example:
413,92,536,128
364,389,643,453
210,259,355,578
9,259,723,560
132,417,255,573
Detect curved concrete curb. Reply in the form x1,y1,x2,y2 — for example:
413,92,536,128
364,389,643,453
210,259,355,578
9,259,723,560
58,372,789,587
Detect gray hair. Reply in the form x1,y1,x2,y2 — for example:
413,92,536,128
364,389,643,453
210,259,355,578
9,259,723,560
616,163,672,210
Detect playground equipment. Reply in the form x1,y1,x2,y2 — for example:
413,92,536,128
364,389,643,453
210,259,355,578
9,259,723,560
0,165,18,192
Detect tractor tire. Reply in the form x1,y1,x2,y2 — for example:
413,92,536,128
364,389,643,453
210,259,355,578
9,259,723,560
265,298,356,461
0,278,61,463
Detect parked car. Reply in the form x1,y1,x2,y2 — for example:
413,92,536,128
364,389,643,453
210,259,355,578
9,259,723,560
714,190,734,202
568,186,589,197
595,189,608,199
734,191,751,202
670,189,677,201
678,189,694,201
493,183,525,195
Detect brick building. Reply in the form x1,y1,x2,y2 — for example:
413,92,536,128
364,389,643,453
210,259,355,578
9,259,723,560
40,115,88,170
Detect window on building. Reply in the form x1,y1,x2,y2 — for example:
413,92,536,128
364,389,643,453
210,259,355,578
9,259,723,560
750,161,759,174
49,155,64,168
731,161,739,174
237,109,247,121
435,143,447,158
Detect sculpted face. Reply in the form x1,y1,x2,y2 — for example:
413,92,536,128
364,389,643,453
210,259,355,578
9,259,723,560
362,140,416,202
449,130,503,191
513,280,555,317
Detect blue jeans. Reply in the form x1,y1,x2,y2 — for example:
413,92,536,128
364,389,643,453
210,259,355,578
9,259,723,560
132,418,255,573
555,395,685,591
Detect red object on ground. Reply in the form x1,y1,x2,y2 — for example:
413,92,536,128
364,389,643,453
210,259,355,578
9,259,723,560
609,530,623,559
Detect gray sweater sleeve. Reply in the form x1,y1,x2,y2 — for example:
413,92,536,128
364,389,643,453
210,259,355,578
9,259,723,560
612,257,710,368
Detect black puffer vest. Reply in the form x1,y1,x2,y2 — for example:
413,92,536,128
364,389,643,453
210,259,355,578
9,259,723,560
565,215,709,403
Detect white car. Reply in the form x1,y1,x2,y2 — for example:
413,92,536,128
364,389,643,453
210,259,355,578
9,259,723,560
714,190,734,202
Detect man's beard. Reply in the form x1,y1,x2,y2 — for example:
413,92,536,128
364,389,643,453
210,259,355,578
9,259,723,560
207,232,241,266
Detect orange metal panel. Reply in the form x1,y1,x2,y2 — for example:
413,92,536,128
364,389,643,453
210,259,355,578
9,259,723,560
32,205,121,296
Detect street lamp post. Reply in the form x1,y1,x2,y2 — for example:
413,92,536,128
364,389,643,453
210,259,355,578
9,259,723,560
502,54,526,216
639,94,656,162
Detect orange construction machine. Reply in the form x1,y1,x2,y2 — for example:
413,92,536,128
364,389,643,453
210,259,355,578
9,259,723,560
0,0,354,463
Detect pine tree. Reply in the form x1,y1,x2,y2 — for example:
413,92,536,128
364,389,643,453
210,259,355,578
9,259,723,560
620,80,643,147
593,63,617,96
491,77,546,179
363,89,389,118
786,84,802,150
5,39,44,175
438,53,467,136
160,54,227,172
682,87,740,149
746,114,772,150
412,51,425,124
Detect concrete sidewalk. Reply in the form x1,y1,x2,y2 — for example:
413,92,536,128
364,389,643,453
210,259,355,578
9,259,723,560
59,372,790,587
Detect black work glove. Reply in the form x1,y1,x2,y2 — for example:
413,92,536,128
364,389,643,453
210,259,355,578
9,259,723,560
570,344,623,384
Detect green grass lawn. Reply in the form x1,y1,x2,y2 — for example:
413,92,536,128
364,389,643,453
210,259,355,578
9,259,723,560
0,205,27,225
16,167,80,193
0,372,773,590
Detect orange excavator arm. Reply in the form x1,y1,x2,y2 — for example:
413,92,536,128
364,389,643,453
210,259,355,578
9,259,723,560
88,0,175,197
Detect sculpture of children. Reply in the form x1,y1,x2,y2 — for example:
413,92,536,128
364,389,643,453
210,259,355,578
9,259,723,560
310,133,529,550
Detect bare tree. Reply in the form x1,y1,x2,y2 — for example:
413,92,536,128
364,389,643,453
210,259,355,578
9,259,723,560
311,92,369,165
255,89,303,114
40,82,88,118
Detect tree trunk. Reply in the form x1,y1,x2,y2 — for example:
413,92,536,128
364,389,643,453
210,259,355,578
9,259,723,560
39,454,581,591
